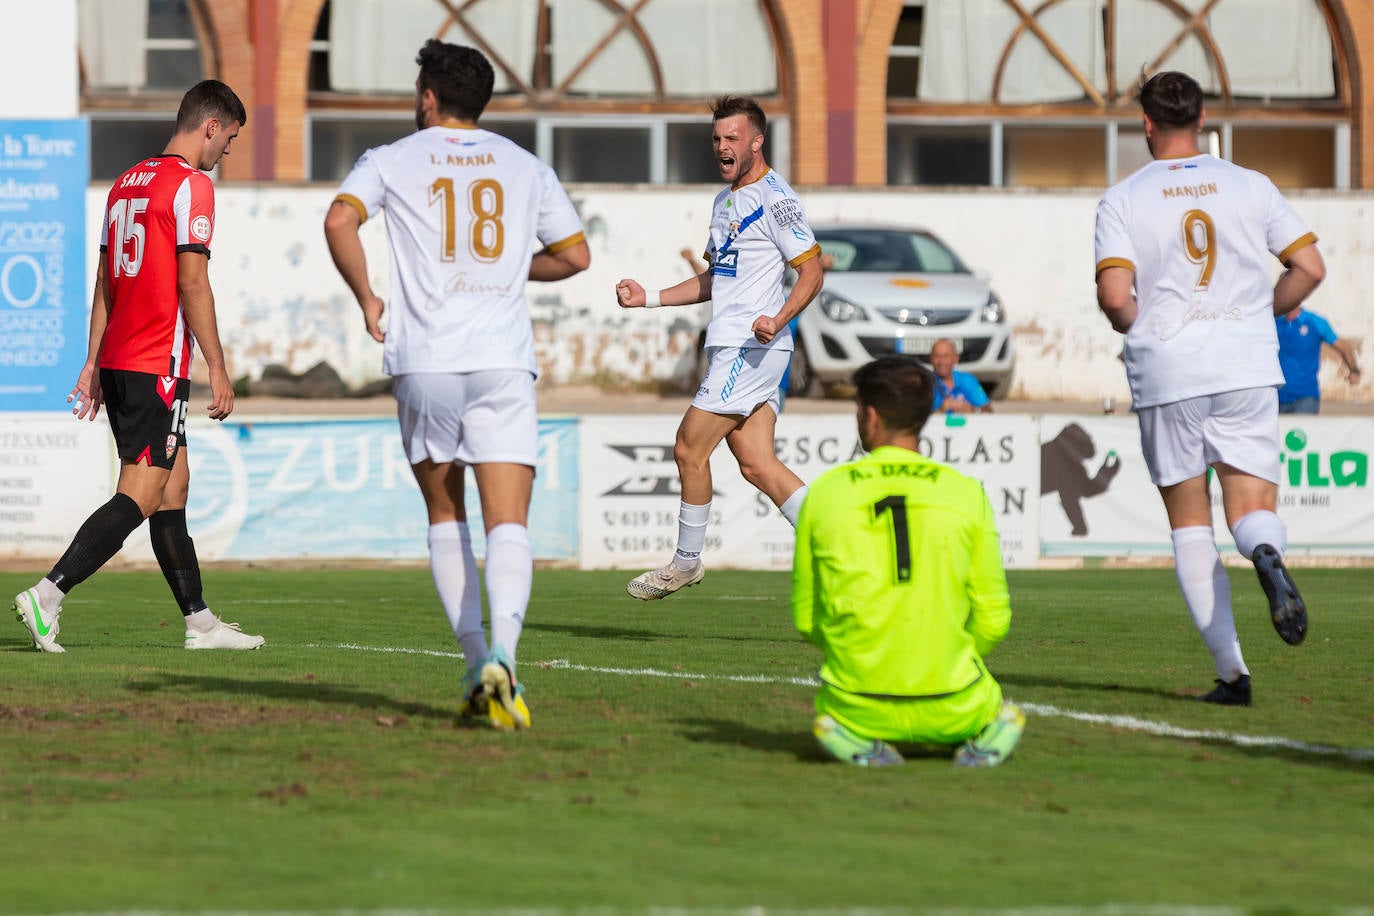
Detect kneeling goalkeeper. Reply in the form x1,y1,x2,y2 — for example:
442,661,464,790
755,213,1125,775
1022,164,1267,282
792,355,1024,767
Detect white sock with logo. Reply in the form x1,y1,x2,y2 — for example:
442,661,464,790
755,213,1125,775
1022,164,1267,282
1231,509,1287,562
485,523,532,675
1171,526,1248,682
428,521,487,665
672,501,710,570
779,485,808,527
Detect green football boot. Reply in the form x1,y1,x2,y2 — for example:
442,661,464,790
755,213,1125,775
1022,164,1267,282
954,702,1025,768
813,714,904,767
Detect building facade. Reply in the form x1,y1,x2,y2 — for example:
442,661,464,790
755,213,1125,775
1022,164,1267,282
77,0,1374,188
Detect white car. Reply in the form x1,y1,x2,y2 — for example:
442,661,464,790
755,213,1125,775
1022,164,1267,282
787,225,1014,398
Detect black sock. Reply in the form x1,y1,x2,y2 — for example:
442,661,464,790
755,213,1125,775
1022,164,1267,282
48,493,145,593
149,508,207,616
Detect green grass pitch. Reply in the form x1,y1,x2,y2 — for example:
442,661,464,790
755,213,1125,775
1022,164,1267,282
1,565,1372,913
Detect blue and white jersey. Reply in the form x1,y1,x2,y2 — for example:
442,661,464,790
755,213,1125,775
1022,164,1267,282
703,168,820,351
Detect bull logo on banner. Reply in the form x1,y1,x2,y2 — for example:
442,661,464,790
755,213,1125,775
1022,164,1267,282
1041,422,1122,536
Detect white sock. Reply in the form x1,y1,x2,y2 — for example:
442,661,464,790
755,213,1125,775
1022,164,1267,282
36,577,64,609
672,500,710,569
428,521,487,665
485,523,532,674
1231,509,1287,562
779,485,808,527
185,607,217,631
1172,526,1248,682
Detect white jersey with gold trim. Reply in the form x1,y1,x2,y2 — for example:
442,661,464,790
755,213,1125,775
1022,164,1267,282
335,127,585,376
1094,153,1315,409
704,169,820,351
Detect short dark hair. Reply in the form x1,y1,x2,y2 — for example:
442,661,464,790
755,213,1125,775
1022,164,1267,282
1138,71,1203,129
853,356,935,436
710,95,766,136
175,80,246,133
416,39,494,122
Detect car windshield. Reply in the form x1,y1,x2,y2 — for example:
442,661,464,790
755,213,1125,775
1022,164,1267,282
814,228,969,274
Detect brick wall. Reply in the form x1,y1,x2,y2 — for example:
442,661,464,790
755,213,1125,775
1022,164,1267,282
203,1,254,182
772,0,828,184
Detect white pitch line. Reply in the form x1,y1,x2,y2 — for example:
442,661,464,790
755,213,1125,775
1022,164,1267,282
539,657,821,687
1016,701,1374,762
313,643,1374,763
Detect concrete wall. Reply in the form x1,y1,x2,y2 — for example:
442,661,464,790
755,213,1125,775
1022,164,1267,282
0,0,77,119
85,184,1374,402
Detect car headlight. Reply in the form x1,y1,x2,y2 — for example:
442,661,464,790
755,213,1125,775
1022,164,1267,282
980,291,1005,324
817,289,868,322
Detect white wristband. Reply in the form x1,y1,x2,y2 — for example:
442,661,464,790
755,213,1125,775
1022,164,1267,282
644,290,661,309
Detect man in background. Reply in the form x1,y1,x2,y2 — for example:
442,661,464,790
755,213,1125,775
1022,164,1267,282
1095,70,1325,705
1275,306,1360,413
13,80,263,653
324,40,589,730
792,355,1024,768
929,338,992,413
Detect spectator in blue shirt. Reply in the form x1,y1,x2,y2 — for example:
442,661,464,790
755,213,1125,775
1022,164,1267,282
929,338,992,413
1275,307,1361,414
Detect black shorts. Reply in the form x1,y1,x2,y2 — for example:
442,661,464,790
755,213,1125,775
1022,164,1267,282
101,368,189,470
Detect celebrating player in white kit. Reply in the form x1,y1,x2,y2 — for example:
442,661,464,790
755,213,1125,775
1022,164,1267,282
324,40,590,729
1095,71,1326,706
616,95,824,600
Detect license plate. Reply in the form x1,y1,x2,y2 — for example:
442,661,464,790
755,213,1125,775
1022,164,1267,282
896,336,952,355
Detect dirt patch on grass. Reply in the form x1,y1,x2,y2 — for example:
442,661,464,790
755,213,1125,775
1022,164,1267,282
0,699,389,733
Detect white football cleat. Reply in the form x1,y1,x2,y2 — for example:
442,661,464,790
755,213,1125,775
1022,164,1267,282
626,562,705,600
14,586,64,653
185,615,265,650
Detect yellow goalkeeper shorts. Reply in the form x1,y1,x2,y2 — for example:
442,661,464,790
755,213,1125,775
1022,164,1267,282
814,673,1003,746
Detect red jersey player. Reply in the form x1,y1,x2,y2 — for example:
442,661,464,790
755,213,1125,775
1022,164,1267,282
12,80,264,652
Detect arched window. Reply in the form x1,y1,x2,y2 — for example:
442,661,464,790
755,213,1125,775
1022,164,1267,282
306,0,785,183
885,0,1350,188
78,0,211,180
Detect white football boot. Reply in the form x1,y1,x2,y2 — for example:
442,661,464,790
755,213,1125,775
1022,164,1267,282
625,562,705,600
185,613,265,650
14,585,64,653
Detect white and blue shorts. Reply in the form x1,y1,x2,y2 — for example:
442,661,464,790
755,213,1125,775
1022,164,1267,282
692,345,788,417
1136,386,1280,487
393,370,538,467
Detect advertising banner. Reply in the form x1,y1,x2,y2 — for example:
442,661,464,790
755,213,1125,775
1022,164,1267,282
1038,415,1374,556
0,120,88,412
0,414,114,559
108,417,581,563
579,412,1041,571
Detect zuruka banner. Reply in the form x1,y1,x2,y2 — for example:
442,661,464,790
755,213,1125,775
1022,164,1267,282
82,416,579,564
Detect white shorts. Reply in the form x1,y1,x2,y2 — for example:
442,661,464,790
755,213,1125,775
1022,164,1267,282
692,345,786,417
393,370,538,467
1136,387,1280,487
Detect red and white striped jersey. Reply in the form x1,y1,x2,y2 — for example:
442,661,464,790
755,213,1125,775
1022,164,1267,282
98,155,216,379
